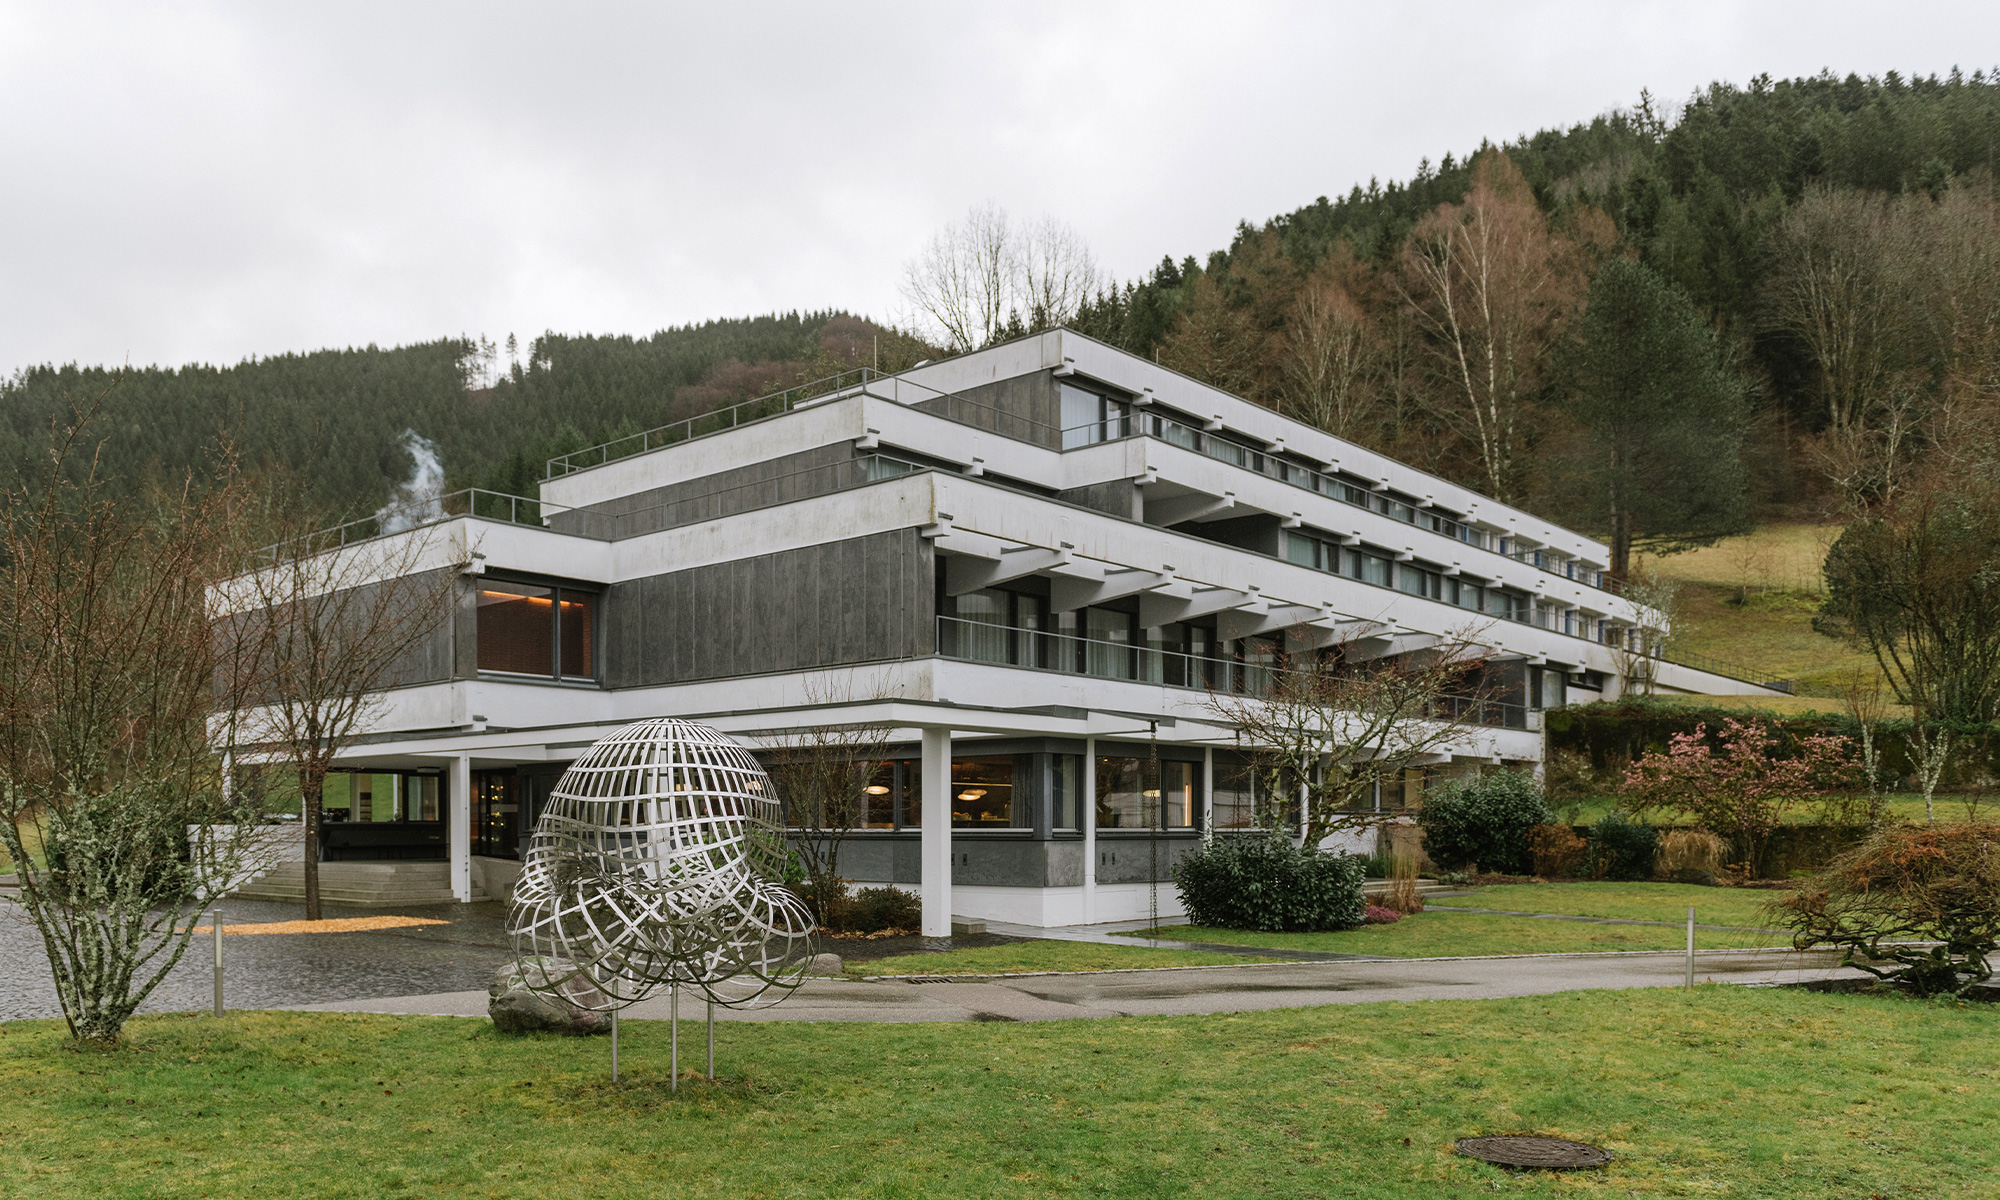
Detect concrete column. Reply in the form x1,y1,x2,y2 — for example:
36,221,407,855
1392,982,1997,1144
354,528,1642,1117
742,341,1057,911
450,754,473,903
1201,746,1214,838
1081,736,1097,925
920,727,951,937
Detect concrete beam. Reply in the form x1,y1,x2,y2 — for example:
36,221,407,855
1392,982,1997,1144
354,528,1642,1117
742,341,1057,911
1051,567,1172,613
945,544,1072,596
1146,490,1235,528
1142,585,1261,627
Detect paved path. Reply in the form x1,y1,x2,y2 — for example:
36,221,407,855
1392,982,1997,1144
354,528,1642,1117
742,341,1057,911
289,948,1862,1023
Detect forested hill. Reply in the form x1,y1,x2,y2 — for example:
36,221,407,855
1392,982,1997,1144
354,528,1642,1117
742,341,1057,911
8,69,1999,531
1070,69,2000,528
0,312,921,515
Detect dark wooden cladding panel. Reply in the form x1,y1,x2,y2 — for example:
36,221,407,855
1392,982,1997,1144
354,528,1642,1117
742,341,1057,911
599,530,931,687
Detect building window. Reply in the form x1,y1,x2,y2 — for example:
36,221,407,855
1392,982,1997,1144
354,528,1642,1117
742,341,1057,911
474,771,518,858
1399,564,1442,600
477,580,597,680
1060,384,1129,449
1052,753,1081,830
952,755,1029,827
321,771,442,824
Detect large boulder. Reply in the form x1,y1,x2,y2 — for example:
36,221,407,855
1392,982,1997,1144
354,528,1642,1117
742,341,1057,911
488,956,613,1036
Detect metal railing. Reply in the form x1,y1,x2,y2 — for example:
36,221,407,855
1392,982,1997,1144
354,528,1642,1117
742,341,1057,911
547,454,927,540
934,616,1530,729
545,367,1064,479
1062,409,1696,599
253,488,577,562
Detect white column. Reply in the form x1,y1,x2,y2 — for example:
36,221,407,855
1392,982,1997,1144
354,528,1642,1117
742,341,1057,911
450,754,473,903
1201,746,1214,839
1081,736,1097,925
920,727,951,937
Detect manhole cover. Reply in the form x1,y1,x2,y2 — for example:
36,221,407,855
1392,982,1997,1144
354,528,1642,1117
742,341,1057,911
1455,1136,1612,1170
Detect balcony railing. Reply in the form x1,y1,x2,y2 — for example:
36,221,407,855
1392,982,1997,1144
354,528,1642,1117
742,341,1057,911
1063,409,1650,598
544,368,1063,479
934,616,1530,729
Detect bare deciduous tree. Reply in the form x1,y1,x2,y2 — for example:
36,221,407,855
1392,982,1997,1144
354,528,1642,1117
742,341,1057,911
1206,627,1499,849
1399,151,1608,502
1608,569,1682,696
764,681,896,927
0,408,268,1045
900,203,1106,353
217,504,463,921
1278,247,1383,441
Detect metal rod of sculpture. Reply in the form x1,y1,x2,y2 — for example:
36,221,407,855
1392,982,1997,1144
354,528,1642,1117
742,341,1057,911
507,718,816,1085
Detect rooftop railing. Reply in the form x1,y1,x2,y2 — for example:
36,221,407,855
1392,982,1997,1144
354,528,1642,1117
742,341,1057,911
252,488,579,563
543,367,1062,479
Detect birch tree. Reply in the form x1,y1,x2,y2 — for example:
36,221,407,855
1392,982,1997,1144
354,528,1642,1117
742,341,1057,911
1400,151,1605,502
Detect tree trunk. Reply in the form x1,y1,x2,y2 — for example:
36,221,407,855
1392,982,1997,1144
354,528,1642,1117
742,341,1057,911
302,773,323,921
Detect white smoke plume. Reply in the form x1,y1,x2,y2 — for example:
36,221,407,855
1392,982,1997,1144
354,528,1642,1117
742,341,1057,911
375,429,447,534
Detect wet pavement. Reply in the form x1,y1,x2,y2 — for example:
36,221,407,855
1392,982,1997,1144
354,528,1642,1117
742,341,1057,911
291,947,1868,1023
0,900,1026,1022
0,898,518,1022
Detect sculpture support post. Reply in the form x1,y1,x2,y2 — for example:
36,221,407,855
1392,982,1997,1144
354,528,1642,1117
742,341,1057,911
670,984,680,1092
706,999,715,1080
611,1009,619,1082
920,727,951,937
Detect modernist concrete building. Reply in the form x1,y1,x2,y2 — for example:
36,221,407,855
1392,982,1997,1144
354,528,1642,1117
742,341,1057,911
229,329,1786,933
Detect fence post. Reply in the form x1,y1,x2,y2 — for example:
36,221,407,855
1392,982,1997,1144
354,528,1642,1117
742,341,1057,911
211,909,224,1016
1684,907,1696,990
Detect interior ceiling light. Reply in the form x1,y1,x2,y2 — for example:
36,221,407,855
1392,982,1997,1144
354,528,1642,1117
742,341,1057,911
957,789,987,801
1143,789,1161,799
864,785,890,795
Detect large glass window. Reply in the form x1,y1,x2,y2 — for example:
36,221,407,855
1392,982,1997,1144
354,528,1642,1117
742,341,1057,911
1051,754,1081,831
1083,606,1134,679
321,771,442,824
474,771,518,857
951,756,1026,827
861,762,896,829
1094,756,1201,830
1212,762,1257,831
478,581,596,680
1060,384,1129,449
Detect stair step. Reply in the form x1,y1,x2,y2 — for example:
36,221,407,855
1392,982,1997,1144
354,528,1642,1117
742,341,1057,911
231,861,486,906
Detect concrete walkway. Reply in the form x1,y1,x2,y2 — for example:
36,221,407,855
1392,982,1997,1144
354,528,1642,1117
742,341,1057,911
287,947,1862,1024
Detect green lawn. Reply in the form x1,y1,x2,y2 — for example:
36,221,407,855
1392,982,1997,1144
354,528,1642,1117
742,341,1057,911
2,991,1994,1198
1127,911,1789,957
847,941,1273,977
1447,881,1785,928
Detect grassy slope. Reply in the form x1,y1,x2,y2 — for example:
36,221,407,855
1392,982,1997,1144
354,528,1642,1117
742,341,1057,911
1636,523,1892,705
3,994,1994,1198
847,942,1272,976
1127,913,1785,956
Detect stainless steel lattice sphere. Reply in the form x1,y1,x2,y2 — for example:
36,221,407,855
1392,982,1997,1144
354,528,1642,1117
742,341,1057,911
509,718,816,1010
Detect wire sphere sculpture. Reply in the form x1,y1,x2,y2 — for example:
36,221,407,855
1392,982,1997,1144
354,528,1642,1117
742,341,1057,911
509,718,816,1012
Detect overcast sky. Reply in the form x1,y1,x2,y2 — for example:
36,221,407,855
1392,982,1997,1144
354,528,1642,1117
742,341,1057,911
3,1,1996,375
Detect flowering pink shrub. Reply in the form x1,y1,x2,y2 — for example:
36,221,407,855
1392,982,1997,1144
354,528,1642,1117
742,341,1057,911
1363,904,1403,924
1623,717,1860,872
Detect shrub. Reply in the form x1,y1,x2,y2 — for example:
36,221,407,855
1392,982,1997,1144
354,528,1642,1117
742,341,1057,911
1363,904,1402,924
1658,829,1728,881
1528,824,1589,878
844,886,922,933
1416,771,1551,875
1775,822,2000,996
1623,717,1860,874
1588,811,1659,881
1379,847,1426,914
1173,834,1365,932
